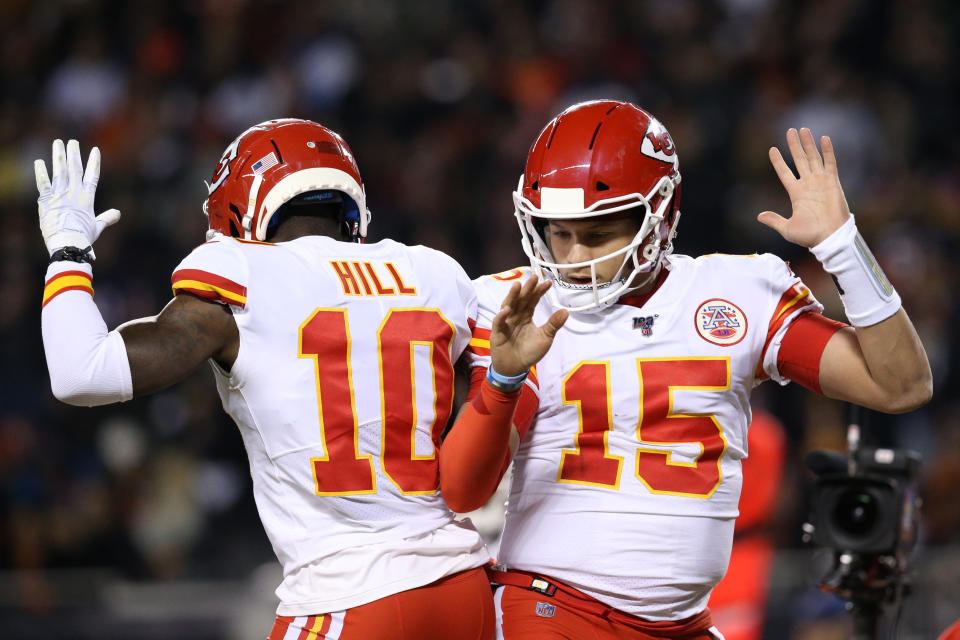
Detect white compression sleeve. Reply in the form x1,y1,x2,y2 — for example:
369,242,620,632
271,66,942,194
41,261,133,406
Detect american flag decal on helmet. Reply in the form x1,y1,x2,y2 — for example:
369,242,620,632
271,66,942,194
251,152,279,175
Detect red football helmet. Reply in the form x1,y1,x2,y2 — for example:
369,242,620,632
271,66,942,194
513,100,681,311
204,118,370,242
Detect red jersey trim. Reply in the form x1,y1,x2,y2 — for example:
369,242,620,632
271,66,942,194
467,326,492,356
756,283,815,379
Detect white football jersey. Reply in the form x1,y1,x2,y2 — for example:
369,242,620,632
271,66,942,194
465,253,821,621
171,235,489,615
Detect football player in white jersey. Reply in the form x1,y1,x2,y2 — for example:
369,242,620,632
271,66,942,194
441,101,932,639
34,118,536,640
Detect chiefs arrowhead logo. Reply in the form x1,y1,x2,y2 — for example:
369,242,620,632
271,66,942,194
640,118,677,165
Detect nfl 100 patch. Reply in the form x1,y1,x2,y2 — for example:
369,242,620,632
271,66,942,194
695,299,747,346
632,314,658,336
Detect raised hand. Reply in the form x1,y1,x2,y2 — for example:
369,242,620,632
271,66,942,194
758,127,851,248
489,276,568,377
35,139,121,258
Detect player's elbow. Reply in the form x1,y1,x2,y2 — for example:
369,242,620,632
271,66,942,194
50,374,114,407
877,375,933,414
50,376,89,406
440,483,487,514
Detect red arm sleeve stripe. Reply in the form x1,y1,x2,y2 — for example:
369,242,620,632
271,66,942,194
777,312,848,394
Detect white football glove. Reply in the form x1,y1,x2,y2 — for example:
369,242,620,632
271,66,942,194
35,139,121,259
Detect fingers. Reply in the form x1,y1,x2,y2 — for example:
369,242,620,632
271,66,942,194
798,128,823,170
784,128,808,177
768,146,797,189
543,309,568,337
490,304,512,336
501,276,546,316
50,139,67,191
785,127,829,177
821,135,838,176
83,146,102,192
493,276,555,337
34,159,51,198
757,211,789,236
66,139,83,190
518,278,553,318
43,139,98,193
95,208,121,230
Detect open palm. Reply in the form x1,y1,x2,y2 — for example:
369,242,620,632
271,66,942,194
758,127,851,248
489,277,568,378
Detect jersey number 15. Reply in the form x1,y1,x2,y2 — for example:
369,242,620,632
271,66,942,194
558,358,730,498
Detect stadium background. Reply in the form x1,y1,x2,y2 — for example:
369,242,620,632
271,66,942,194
0,0,958,638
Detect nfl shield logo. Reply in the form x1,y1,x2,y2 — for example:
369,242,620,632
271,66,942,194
535,602,556,618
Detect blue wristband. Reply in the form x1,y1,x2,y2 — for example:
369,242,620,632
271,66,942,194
486,365,528,392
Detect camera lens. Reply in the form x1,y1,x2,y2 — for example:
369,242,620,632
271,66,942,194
833,488,879,536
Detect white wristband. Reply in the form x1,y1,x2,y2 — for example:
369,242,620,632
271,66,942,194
809,216,901,327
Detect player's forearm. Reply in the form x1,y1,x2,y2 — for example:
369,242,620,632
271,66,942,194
41,262,133,406
853,309,932,412
439,382,517,513
810,217,932,412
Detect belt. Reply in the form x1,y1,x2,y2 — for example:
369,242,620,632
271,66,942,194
486,567,714,637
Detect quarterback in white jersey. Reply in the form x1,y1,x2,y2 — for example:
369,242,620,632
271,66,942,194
442,101,931,639
37,120,497,640
466,254,816,620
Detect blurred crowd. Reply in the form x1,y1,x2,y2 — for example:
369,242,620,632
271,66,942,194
1,0,959,635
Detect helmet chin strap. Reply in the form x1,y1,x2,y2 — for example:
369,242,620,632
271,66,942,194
242,174,264,240
621,261,663,296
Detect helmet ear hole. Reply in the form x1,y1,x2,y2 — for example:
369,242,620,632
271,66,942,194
228,203,244,238
596,181,610,191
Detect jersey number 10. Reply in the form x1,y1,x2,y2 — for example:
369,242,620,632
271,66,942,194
299,308,454,496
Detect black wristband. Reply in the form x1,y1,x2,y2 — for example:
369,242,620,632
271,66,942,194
49,246,94,264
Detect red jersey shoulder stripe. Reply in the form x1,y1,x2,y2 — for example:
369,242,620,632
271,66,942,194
467,325,492,356
171,268,247,307
755,283,814,377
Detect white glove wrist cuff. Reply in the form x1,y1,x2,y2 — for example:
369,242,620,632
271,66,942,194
809,215,901,327
46,231,92,256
